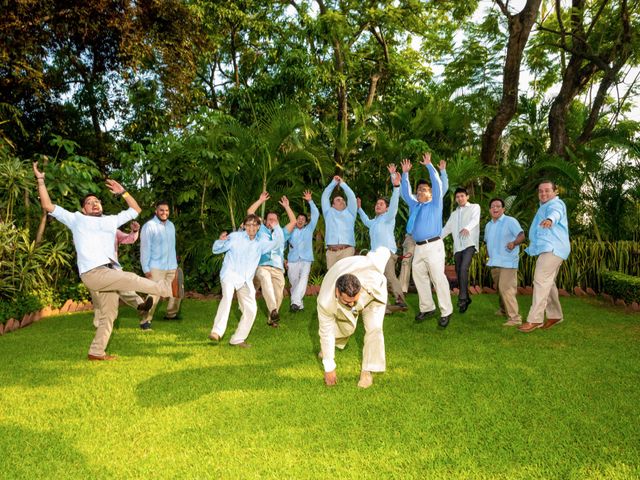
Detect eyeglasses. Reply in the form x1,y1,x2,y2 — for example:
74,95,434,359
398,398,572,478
84,199,102,206
244,223,259,227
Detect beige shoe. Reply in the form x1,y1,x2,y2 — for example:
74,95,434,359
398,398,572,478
208,332,220,342
503,319,522,327
518,322,543,333
357,370,373,389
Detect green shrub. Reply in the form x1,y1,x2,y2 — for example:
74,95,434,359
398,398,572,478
601,271,640,304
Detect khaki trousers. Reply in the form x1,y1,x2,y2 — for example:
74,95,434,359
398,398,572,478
399,234,415,293
142,269,181,323
412,239,453,316
92,289,143,328
491,267,521,323
211,281,257,345
81,266,173,356
334,301,386,372
254,265,286,313
325,247,355,270
527,252,564,324
384,255,404,301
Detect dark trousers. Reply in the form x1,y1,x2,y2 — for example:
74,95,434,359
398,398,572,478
454,246,476,304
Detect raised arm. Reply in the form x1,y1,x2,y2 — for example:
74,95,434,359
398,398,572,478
340,180,358,217
247,191,270,215
357,198,373,228
32,162,55,213
439,160,449,198
421,153,442,208
304,190,320,229
400,159,416,206
279,195,296,233
321,178,338,215
106,179,141,213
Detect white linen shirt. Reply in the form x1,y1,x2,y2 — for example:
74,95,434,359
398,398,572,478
212,226,284,292
49,205,138,275
441,202,481,253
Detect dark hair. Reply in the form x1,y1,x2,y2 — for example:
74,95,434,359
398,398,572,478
376,197,390,207
242,213,262,226
156,200,170,208
81,193,100,207
265,210,279,219
454,187,468,196
537,179,557,190
336,274,361,297
417,179,430,188
297,213,308,221
489,197,505,208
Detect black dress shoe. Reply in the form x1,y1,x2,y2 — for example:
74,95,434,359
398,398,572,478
137,296,154,312
415,310,436,323
438,314,451,328
458,298,472,313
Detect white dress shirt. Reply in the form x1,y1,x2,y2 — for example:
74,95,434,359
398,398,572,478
441,202,481,253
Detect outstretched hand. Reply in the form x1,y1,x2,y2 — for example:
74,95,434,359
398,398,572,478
357,197,362,209
420,152,432,166
259,191,270,203
439,159,447,171
130,221,140,233
303,190,312,202
388,164,400,187
401,158,412,173
279,195,290,208
106,179,126,195
333,175,342,184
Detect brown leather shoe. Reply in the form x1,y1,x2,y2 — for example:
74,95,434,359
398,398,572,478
171,267,184,298
541,318,563,330
208,332,220,342
518,322,543,333
231,341,252,348
88,353,117,361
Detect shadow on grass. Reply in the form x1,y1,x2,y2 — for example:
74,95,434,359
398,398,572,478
0,424,105,478
135,365,278,407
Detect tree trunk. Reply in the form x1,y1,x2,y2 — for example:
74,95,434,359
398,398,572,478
480,0,542,166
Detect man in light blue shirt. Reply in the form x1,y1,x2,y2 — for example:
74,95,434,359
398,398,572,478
139,200,180,329
321,175,358,269
400,153,453,327
358,163,406,310
282,190,320,312
485,198,525,326
209,214,284,347
32,162,183,361
519,180,571,333
399,160,448,293
247,192,294,327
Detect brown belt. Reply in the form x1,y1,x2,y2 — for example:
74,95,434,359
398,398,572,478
415,236,440,245
327,245,352,252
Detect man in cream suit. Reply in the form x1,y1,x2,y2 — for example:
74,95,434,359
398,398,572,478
317,247,390,389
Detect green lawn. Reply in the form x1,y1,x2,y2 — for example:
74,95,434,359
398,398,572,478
1,294,639,479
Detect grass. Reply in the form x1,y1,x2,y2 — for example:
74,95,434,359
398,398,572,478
0,293,639,479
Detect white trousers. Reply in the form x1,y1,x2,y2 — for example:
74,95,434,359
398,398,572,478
412,239,453,316
288,261,311,309
211,280,257,344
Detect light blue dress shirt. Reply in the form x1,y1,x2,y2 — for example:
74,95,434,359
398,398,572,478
405,169,448,234
525,197,571,260
140,216,178,273
50,205,138,275
321,179,357,246
358,186,400,254
484,214,524,269
400,164,443,242
288,200,320,263
212,226,284,290
257,224,291,270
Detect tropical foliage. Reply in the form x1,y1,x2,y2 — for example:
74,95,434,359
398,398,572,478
1,0,639,292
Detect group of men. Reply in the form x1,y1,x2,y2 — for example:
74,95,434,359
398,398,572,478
32,151,570,389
